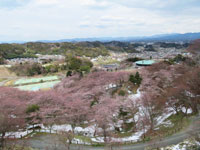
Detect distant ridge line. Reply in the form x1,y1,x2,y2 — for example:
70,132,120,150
1,32,200,44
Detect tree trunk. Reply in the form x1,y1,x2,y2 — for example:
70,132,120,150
0,133,5,149
103,128,107,144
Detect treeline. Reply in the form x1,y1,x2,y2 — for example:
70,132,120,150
0,42,109,59
0,44,37,59
0,41,191,60
10,63,65,76
0,41,141,60
10,56,93,76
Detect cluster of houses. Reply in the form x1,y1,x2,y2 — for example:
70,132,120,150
130,47,192,59
6,54,65,65
102,64,119,71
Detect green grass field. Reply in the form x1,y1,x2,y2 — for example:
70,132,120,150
14,76,59,85
16,80,60,91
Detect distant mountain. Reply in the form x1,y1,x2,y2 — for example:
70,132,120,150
135,32,200,42
1,32,200,44
37,32,200,43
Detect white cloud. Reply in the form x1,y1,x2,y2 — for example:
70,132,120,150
81,0,112,9
34,0,60,6
0,0,200,41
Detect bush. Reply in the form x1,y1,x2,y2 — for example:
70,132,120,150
165,54,186,65
27,63,43,76
126,57,143,62
26,104,40,114
0,56,5,64
66,70,72,77
68,57,82,71
10,63,44,76
66,56,93,74
118,90,126,96
174,54,186,62
80,65,90,72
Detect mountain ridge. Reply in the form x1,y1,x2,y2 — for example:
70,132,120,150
1,32,200,44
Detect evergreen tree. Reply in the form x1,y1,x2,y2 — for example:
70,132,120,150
135,72,142,86
129,72,142,86
129,74,136,84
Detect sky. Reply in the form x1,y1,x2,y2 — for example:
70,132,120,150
0,0,200,41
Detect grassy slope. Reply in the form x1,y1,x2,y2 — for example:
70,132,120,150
0,66,16,78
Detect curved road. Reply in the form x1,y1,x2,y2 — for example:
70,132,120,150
16,114,200,150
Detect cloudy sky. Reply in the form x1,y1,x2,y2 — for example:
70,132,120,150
0,0,200,41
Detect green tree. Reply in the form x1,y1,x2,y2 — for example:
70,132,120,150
66,70,72,77
129,74,136,84
68,57,82,71
129,72,142,86
135,72,142,86
80,65,90,73
65,56,93,75
0,56,5,64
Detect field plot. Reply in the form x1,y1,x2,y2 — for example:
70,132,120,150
0,65,16,78
14,76,59,85
16,80,60,91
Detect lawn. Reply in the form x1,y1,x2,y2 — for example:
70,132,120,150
16,80,60,91
14,76,59,85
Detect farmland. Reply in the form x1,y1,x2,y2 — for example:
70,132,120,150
14,76,59,86
0,73,61,91
17,80,61,91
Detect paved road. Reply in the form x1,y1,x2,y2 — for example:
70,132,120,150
15,114,200,150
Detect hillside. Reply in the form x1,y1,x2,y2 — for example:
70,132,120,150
0,42,109,59
0,66,16,78
0,41,139,59
187,39,200,54
0,40,193,60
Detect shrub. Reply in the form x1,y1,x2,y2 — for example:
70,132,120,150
173,54,186,62
66,70,72,77
66,56,93,74
26,104,40,114
80,65,90,72
126,57,142,62
118,90,126,96
67,57,82,71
